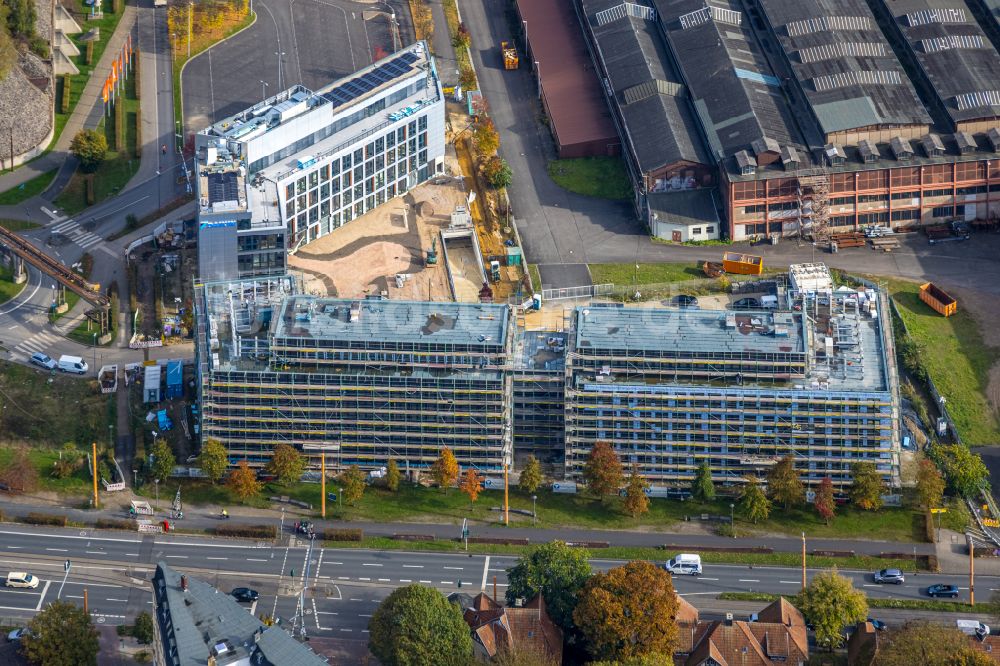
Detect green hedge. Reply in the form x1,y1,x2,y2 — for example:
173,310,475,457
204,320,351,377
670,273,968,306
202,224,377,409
22,513,67,526
60,75,71,114
114,100,124,152
134,108,142,158
86,41,94,66
95,518,135,530
323,528,363,542
214,523,277,539
85,175,95,205
925,510,936,543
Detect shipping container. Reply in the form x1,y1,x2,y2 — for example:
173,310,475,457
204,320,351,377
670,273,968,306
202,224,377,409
722,252,764,275
919,282,957,317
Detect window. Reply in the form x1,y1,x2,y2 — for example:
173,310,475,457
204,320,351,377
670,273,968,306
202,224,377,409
931,205,953,217
418,115,427,131
745,223,766,236
856,170,887,191
858,212,888,224
354,148,363,164
308,171,318,188
308,190,317,206
857,193,888,203
957,185,986,195
296,177,307,194
830,196,853,206
831,173,855,193
743,204,766,214
830,214,854,227
365,141,375,159
889,167,919,188
955,161,984,181
320,183,330,199
320,164,330,181
365,160,375,177
354,165,363,181
706,226,715,234
386,131,396,148
923,188,951,198
890,209,919,221
768,201,797,211
342,153,352,170
691,227,702,234
285,184,295,200
923,163,951,185
890,190,919,200
733,181,765,201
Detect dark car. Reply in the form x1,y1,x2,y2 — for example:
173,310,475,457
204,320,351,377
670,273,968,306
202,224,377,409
873,568,905,584
671,295,699,309
868,618,887,631
926,584,960,598
732,297,761,309
231,588,259,602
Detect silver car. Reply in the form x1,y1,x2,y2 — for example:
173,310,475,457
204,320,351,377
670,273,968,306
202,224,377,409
29,352,56,370
874,568,905,584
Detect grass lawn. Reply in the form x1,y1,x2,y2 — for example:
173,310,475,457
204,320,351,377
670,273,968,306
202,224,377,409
884,278,1000,444
0,219,42,231
0,265,26,304
526,264,541,291
0,446,95,495
0,170,58,205
547,157,632,201
590,262,705,285
0,360,112,449
326,537,916,572
50,291,81,323
67,317,115,346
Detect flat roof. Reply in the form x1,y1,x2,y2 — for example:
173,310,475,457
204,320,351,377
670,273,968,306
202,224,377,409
881,0,1000,125
515,0,618,150
758,0,932,135
581,0,711,172
273,297,510,348
515,330,567,372
654,0,808,161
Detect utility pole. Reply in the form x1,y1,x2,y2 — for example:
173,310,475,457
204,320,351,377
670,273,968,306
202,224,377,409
187,2,193,59
970,537,975,606
321,452,326,519
503,463,509,526
83,588,88,613
801,532,806,591
92,442,99,508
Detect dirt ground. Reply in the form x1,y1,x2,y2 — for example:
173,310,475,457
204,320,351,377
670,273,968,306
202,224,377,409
288,155,471,302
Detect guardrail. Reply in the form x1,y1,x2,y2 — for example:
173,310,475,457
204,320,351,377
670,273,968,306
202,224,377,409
0,224,109,307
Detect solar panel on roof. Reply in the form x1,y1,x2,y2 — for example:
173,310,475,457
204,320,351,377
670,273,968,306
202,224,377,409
906,7,966,26
812,70,901,92
798,42,887,64
786,15,871,37
920,34,984,52
955,90,1000,110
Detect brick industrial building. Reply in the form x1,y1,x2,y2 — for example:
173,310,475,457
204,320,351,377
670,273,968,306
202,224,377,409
576,0,1000,241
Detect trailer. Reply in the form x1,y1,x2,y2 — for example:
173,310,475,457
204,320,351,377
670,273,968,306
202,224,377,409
721,252,763,275
702,261,724,278
98,365,118,394
919,282,957,317
501,41,518,70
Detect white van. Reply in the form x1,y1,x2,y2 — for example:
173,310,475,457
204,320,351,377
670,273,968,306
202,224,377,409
57,355,88,374
665,553,702,576
760,295,778,309
6,572,39,589
957,619,990,638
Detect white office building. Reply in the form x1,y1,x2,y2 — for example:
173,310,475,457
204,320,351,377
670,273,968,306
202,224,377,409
194,41,445,281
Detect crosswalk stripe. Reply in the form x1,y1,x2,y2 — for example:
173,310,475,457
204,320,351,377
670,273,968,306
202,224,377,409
46,216,68,227
77,236,103,249
53,220,78,233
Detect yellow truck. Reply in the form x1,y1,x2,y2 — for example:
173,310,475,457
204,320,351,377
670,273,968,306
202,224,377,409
501,41,518,70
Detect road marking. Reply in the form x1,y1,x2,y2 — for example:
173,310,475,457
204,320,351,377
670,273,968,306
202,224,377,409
359,614,372,618
6,546,21,549
481,556,490,592
779,581,800,584
206,557,227,561
124,554,139,557
698,577,719,581
862,584,878,588
106,598,128,602
65,595,83,599
326,562,342,565
247,559,267,562
378,578,390,582
338,577,350,580
362,563,382,567
402,565,423,568
85,551,105,555
440,581,453,585
316,611,338,615
339,628,352,632
349,598,363,602
400,579,411,583
45,548,68,552
35,581,51,611
738,579,760,583
165,555,187,559
359,578,370,582
419,580,431,584
443,567,464,570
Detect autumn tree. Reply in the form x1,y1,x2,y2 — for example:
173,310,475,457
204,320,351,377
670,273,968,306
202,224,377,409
873,621,994,666
767,455,804,509
22,600,99,666
574,560,679,661
799,569,868,648
506,541,591,631
690,462,715,502
623,468,649,518
933,443,988,497
69,129,108,172
51,443,81,480
739,477,771,524
197,438,229,484
226,461,262,503
915,459,945,510
265,442,305,485
519,454,542,493
149,439,176,483
815,476,836,525
368,584,473,666
483,156,512,188
850,461,885,511
474,119,500,158
583,441,623,499
432,447,459,488
0,446,39,494
385,459,401,492
341,465,366,505
460,469,484,506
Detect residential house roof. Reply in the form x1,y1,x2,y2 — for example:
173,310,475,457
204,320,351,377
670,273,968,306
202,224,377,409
674,598,809,666
451,593,563,663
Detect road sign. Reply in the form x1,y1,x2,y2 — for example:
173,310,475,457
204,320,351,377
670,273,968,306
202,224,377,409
64,560,71,572
930,508,948,514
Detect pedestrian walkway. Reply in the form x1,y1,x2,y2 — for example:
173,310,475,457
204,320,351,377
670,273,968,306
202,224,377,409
428,0,459,86
0,6,137,194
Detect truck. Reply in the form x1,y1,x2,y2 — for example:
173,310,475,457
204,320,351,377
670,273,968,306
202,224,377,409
501,41,518,70
956,619,990,639
722,252,764,275
919,282,957,317
664,553,702,576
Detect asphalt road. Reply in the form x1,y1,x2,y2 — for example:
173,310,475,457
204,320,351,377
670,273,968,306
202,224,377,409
0,525,990,639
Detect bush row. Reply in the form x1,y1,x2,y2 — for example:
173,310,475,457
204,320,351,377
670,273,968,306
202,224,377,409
95,518,135,530
214,523,276,539
324,528,363,542
661,544,773,554
467,537,530,546
85,41,94,66
114,99,124,152
85,175,95,205
22,513,66,526
135,108,142,158
925,509,936,543
60,75,71,114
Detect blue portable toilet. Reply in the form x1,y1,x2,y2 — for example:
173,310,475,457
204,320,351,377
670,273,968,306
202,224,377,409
166,360,183,399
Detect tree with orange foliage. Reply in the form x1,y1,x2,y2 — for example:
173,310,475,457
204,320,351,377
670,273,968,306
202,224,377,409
227,461,262,503
814,476,836,525
432,447,459,489
459,469,484,507
583,441,623,499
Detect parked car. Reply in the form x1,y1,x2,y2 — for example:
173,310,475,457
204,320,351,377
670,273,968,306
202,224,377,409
29,352,57,370
7,628,29,642
664,553,702,576
231,588,259,603
5,572,39,589
868,618,887,631
927,584,960,598
731,297,761,309
873,568,905,584
671,294,699,309
57,355,88,374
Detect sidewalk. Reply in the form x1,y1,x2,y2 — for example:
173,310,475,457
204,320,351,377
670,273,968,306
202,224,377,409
428,0,459,86
0,6,137,194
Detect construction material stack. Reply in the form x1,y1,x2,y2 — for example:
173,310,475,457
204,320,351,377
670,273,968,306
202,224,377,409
501,41,518,70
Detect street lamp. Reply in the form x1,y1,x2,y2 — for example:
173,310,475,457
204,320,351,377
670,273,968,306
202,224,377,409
730,503,735,539
92,332,97,374
132,469,137,487
259,80,268,102
534,61,541,100
338,487,343,511
532,495,537,526
275,51,286,90
155,479,160,510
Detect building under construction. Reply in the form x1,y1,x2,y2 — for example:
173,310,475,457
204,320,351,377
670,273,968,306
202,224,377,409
564,271,900,489
194,276,514,472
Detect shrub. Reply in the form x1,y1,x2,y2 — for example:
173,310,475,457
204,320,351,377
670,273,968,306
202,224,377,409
85,40,94,66
133,650,151,664
214,523,276,539
452,23,470,49
925,509,936,543
61,75,71,114
30,36,49,59
114,100,124,152
95,519,134,530
483,156,512,188
134,108,142,158
23,513,67,526
133,611,154,644
459,63,477,90
85,175,95,205
323,528,362,542
126,213,138,230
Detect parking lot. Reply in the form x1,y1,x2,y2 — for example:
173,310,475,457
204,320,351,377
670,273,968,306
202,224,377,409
182,0,400,133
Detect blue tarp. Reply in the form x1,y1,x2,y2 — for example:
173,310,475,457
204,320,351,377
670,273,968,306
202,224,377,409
157,409,173,431
166,360,183,398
